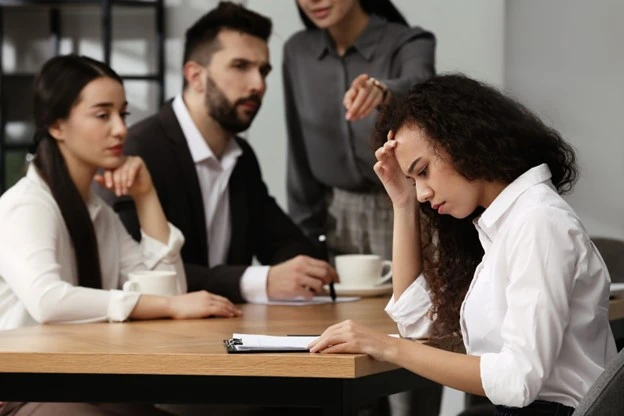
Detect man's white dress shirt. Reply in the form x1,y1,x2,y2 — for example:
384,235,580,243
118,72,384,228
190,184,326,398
385,164,617,408
0,165,187,331
172,95,269,303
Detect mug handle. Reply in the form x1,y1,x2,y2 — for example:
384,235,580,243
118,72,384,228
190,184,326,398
122,281,141,292
375,260,393,285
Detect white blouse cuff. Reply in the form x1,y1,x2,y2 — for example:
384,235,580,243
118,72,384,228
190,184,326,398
384,274,434,339
480,352,530,407
107,290,141,322
139,223,185,269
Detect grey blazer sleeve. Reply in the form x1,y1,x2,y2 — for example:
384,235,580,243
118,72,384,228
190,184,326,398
283,51,329,240
381,27,436,97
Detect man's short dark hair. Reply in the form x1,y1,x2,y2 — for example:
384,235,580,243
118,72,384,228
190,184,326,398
183,1,272,67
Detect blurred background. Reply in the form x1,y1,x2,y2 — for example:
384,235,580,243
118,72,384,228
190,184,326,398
0,1,621,412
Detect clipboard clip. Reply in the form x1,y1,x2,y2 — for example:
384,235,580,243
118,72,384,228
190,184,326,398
223,337,243,348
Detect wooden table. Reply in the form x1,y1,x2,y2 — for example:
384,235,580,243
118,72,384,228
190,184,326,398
0,297,431,416
2,295,624,415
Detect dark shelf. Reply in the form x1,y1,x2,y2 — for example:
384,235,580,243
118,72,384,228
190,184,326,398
0,0,165,192
0,1,158,7
2,72,163,83
120,74,160,81
4,141,31,150
2,72,34,80
112,1,160,7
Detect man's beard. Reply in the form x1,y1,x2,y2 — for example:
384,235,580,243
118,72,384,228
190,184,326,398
204,75,262,134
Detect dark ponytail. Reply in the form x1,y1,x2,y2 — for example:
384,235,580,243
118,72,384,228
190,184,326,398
32,55,123,289
297,0,408,30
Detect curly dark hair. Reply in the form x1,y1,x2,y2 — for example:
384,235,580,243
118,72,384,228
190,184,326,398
374,73,578,337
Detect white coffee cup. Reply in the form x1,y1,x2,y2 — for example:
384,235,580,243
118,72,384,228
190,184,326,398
335,254,392,288
122,270,180,296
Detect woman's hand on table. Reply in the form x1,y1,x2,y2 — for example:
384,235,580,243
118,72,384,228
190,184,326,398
307,319,400,362
168,291,242,319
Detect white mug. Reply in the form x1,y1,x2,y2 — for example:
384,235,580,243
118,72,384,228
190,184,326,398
335,254,392,288
122,270,180,296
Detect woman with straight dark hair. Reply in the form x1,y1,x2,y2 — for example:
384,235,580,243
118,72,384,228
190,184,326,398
284,1,439,415
296,0,408,28
309,74,617,416
0,55,241,416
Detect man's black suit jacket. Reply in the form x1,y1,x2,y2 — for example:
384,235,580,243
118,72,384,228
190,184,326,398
112,102,322,303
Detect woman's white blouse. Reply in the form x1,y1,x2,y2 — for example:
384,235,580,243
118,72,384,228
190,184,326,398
385,164,617,408
0,166,186,331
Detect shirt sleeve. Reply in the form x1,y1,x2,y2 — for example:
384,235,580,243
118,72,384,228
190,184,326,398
380,27,436,98
0,200,139,324
283,46,330,239
480,208,580,407
239,265,270,303
116,217,187,295
385,273,434,339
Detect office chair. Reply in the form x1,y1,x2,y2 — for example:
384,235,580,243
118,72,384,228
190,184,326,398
572,347,624,415
592,236,624,351
456,394,493,416
459,346,624,416
592,237,624,283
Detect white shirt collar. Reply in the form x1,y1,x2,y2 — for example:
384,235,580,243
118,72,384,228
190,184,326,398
171,94,242,165
475,164,553,242
27,163,102,220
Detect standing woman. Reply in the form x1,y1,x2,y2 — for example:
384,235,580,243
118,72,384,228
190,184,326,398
284,0,435,261
309,74,617,416
0,55,241,416
283,1,438,415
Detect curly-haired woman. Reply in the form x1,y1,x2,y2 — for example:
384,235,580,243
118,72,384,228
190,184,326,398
309,74,617,416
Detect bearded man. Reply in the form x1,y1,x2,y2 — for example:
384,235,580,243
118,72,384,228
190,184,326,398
107,1,337,303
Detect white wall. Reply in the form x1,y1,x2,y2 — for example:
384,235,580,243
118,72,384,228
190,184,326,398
504,0,624,239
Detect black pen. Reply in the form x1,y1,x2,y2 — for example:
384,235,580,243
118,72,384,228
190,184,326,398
318,234,336,302
287,334,321,337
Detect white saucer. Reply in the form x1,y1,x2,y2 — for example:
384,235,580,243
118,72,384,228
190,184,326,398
333,283,393,297
611,282,624,295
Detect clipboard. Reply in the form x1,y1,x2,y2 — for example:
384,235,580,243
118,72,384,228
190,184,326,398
223,334,317,354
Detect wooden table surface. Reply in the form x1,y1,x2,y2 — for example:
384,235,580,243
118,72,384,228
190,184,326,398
0,297,399,379
609,291,624,321
1,294,623,379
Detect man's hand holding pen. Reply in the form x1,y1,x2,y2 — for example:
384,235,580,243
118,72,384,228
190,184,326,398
317,234,337,301
266,255,338,300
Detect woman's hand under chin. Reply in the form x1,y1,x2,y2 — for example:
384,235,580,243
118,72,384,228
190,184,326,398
307,319,400,363
94,156,154,200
